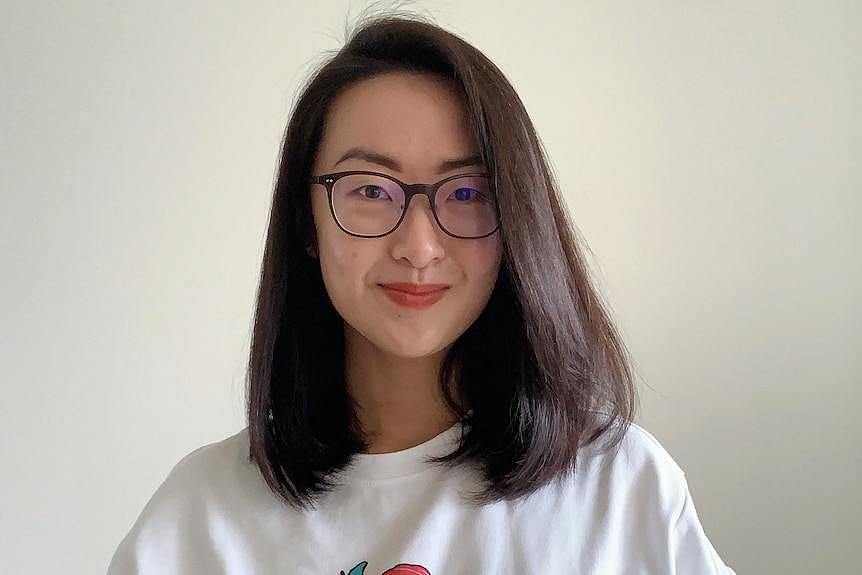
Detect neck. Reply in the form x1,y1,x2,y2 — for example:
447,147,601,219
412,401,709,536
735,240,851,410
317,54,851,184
344,323,464,454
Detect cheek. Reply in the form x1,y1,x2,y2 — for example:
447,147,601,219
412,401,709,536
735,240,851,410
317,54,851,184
320,238,359,283
312,200,355,274
455,237,503,299
471,236,504,278
317,234,375,307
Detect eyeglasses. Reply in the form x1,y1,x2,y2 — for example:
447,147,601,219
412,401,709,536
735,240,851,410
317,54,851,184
306,170,501,239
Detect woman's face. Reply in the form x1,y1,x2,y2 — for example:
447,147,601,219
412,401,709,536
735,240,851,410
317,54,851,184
309,71,504,359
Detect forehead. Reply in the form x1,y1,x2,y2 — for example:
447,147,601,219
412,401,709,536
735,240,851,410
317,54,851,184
315,72,479,173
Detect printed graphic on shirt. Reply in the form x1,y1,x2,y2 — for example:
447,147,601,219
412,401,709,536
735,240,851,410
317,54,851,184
341,561,430,575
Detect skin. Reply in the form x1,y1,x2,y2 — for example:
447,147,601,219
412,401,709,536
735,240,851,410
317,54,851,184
308,71,503,454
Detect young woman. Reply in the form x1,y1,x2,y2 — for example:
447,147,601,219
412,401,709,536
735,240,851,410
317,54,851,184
108,14,736,575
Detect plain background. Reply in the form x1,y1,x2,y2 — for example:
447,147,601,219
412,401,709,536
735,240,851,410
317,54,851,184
1,1,859,573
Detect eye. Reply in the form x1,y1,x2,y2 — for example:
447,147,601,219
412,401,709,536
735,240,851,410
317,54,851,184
450,187,478,202
357,185,391,200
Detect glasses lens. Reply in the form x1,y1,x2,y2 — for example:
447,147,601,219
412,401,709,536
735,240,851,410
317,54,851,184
435,175,499,237
331,173,406,236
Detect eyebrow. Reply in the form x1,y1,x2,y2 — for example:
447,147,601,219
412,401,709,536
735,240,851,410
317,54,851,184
332,147,484,175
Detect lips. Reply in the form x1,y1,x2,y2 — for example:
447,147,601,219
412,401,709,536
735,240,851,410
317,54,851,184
378,283,449,309
378,282,449,295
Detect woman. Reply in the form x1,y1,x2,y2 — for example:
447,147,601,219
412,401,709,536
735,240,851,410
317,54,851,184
108,13,736,575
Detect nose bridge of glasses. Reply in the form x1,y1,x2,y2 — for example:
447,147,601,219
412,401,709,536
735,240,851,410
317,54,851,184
401,183,437,214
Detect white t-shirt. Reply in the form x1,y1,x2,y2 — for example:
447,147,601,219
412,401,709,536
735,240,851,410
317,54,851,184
107,419,737,574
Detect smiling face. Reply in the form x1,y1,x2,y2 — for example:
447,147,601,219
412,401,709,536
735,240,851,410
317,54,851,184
308,71,504,359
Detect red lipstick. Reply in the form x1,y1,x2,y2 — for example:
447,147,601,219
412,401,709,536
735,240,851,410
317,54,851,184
379,283,449,309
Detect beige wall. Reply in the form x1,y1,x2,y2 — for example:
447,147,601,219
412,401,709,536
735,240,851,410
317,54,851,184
1,1,858,573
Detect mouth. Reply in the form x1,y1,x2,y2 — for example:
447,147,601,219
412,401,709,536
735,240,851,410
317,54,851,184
378,283,450,309
379,282,450,295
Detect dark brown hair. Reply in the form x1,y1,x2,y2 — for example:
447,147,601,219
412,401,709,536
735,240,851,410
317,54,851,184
245,11,638,512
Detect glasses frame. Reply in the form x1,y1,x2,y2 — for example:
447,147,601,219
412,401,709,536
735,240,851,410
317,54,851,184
306,170,501,239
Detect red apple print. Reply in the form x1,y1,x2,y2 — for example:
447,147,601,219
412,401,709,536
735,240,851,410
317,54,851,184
341,560,431,575
382,564,431,575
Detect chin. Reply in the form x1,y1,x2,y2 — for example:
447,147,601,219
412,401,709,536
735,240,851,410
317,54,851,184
384,340,449,359
374,330,454,359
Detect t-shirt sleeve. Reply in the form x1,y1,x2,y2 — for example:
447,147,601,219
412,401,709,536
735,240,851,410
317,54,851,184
105,447,221,574
106,473,175,574
669,475,738,574
106,466,189,575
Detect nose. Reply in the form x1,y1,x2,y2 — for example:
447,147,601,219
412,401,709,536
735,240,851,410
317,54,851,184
389,194,446,269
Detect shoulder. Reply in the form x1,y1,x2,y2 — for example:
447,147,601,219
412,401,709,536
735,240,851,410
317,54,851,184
582,421,737,574
573,418,689,517
107,428,253,572
130,426,251,514
603,419,686,479
133,427,251,506
551,419,736,574
165,427,251,485
579,413,685,474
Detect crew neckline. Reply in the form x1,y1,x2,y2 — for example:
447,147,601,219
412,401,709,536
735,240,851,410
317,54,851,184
345,416,468,481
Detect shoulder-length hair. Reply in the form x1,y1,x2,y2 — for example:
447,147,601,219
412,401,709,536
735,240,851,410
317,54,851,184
245,12,638,512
